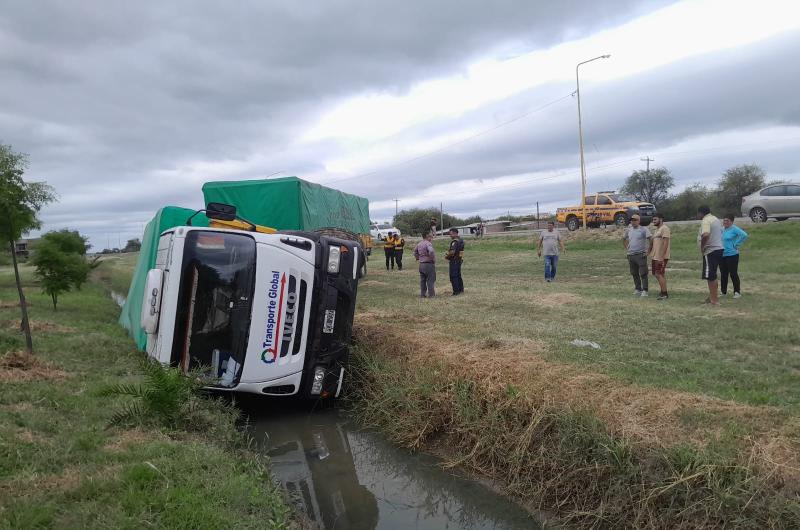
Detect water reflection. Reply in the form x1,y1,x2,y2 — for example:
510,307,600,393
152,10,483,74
248,406,538,530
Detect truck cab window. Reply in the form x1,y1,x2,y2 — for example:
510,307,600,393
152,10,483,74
597,195,612,205
584,196,596,205
171,231,257,385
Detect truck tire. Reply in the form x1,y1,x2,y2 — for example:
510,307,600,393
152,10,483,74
614,213,628,227
566,216,580,231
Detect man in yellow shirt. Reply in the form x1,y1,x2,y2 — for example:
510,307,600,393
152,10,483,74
648,213,671,300
393,233,405,271
384,232,396,270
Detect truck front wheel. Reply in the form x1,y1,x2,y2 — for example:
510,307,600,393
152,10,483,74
614,213,628,227
566,216,580,231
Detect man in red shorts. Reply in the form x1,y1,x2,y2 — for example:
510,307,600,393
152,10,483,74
648,213,671,300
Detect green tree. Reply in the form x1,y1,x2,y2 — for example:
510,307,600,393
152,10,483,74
0,144,57,352
31,231,91,310
123,238,141,252
657,184,718,221
620,167,675,205
717,164,766,213
393,208,471,236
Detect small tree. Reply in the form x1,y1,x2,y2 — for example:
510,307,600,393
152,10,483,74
31,231,90,310
717,164,766,212
620,167,675,205
0,144,56,352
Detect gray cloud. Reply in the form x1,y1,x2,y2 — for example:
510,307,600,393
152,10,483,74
5,0,797,248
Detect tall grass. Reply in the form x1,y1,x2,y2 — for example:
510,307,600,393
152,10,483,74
347,344,800,528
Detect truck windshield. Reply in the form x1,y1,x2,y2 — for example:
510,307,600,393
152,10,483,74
609,194,636,203
172,231,256,385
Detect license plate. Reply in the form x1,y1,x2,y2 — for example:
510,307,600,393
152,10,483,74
323,309,336,334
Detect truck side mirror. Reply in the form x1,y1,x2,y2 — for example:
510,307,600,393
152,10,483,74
206,202,237,221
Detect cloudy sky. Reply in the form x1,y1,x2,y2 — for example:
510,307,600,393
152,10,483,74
2,0,798,248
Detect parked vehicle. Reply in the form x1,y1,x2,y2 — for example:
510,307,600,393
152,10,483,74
369,223,400,240
138,203,362,399
741,183,800,222
556,192,656,231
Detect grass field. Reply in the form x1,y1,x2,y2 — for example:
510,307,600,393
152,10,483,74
360,222,800,410
350,221,800,527
0,261,294,529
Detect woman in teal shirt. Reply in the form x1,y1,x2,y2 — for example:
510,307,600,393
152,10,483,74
720,214,749,298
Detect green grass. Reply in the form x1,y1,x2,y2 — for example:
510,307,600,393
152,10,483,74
0,263,293,529
359,222,800,410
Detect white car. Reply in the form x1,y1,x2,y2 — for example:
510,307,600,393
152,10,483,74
370,223,400,240
741,183,800,222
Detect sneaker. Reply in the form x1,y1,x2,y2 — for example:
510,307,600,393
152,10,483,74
634,290,642,296
733,292,741,299
657,293,669,301
640,291,649,297
546,278,552,283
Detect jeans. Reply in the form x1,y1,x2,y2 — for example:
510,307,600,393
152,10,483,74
385,248,395,270
395,250,403,270
627,253,648,291
419,262,436,297
720,254,740,294
544,255,559,280
449,260,464,294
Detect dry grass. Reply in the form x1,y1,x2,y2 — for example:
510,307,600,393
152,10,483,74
350,321,800,527
5,319,75,333
0,350,71,382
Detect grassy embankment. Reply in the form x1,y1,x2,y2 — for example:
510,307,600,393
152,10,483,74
0,255,295,529
349,222,800,527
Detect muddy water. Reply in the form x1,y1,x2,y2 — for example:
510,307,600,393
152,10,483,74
248,407,540,530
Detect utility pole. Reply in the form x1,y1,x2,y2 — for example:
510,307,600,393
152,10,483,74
536,202,540,229
393,199,399,217
641,156,654,202
576,54,611,230
439,202,444,235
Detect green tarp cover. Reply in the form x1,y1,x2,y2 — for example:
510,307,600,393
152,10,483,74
201,176,370,234
119,206,209,351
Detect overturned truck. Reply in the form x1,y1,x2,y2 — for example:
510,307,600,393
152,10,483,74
120,178,370,399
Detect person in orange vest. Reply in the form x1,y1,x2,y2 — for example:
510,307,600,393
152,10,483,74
393,233,406,270
384,232,396,270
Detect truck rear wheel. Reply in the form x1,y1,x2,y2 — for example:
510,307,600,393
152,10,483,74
614,213,628,227
566,216,580,231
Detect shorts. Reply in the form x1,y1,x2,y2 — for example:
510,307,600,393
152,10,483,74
651,259,667,275
701,249,723,281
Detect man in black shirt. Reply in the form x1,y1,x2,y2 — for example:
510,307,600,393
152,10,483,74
445,228,465,295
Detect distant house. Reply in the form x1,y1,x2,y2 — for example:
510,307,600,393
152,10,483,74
14,238,39,259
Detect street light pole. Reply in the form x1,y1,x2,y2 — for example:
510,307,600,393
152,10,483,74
576,54,610,230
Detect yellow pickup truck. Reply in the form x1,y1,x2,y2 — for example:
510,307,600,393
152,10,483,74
556,192,656,231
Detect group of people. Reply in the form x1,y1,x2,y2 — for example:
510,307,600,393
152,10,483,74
622,206,748,304
394,205,749,305
412,228,465,298
382,232,406,271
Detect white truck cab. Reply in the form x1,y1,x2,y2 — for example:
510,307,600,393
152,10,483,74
141,207,361,399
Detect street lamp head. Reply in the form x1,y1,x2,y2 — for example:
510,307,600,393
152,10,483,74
601,54,611,59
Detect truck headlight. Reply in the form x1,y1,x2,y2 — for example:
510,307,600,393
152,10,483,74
311,366,326,394
327,246,341,274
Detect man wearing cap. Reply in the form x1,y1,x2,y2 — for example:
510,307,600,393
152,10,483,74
445,227,465,295
622,214,652,297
